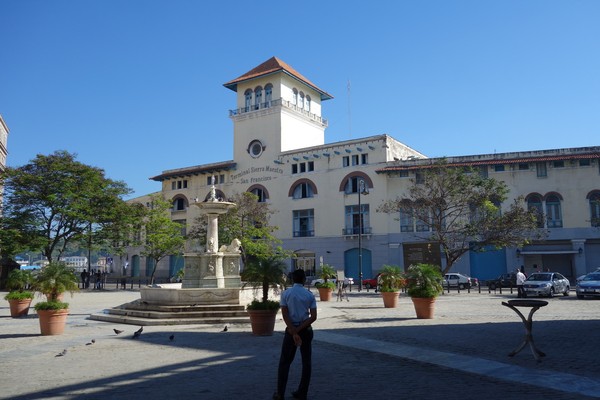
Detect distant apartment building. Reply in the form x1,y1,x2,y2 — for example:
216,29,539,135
121,57,600,283
60,256,88,271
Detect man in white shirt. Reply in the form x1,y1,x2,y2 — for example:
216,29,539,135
516,268,527,298
274,269,317,400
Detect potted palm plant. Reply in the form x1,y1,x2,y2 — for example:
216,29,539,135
315,264,336,301
405,263,444,319
241,255,287,336
4,269,35,317
33,262,79,335
379,265,406,308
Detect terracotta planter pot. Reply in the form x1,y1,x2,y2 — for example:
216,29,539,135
381,291,400,308
411,297,436,319
317,287,333,302
8,298,33,318
37,309,69,335
247,309,278,336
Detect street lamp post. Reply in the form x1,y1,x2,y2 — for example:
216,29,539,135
357,178,369,292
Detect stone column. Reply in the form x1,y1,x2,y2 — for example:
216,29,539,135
572,239,587,279
206,213,219,253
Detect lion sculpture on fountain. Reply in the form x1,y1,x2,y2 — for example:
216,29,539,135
218,238,242,253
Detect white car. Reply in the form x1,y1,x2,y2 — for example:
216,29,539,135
310,277,354,287
523,272,570,297
310,278,336,287
443,273,477,289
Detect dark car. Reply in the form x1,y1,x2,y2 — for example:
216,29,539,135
486,273,517,290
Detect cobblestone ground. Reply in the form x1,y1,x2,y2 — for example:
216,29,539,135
1,289,599,400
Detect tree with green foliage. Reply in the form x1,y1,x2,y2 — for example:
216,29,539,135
140,195,186,284
189,192,287,267
0,151,133,263
378,161,540,274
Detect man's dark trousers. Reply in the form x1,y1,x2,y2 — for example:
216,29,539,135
277,326,313,397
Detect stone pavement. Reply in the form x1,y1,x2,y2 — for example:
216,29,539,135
1,287,600,400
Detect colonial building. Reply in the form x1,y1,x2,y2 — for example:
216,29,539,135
123,57,600,283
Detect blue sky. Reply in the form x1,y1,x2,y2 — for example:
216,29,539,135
1,1,599,198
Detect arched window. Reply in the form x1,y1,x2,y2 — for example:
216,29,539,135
299,92,305,109
293,250,316,276
292,88,298,105
340,172,373,194
305,95,311,112
545,194,562,228
344,177,360,194
244,89,252,112
589,191,600,227
173,197,186,211
293,182,314,199
265,84,273,106
526,194,544,228
250,187,268,203
254,86,262,109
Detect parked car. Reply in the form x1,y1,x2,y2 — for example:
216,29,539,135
576,267,600,283
362,273,382,289
485,273,517,290
443,273,477,289
576,272,600,299
310,277,336,287
523,272,570,297
310,277,354,287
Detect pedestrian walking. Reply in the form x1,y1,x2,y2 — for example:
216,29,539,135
516,268,526,298
80,269,88,289
273,269,317,400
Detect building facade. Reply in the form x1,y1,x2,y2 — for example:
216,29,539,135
123,57,600,283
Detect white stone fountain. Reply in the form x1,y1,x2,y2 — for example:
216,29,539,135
139,179,245,306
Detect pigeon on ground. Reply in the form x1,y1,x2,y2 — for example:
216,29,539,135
55,349,67,357
169,334,175,341
133,326,143,339
113,329,124,335
222,325,228,332
85,339,95,345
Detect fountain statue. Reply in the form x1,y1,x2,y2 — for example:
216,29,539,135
139,176,244,305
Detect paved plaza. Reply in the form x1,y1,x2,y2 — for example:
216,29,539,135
1,287,600,400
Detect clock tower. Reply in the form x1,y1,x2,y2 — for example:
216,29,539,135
223,57,333,173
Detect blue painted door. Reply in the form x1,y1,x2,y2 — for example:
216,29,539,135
344,248,372,280
145,258,155,277
131,255,140,277
169,254,184,279
469,247,507,281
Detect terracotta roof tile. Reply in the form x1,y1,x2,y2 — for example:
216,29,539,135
150,161,236,181
223,56,333,100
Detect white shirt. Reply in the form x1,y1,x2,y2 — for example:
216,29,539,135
516,271,526,285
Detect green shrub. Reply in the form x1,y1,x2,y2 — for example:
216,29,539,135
6,269,34,292
405,263,443,298
378,265,406,292
4,291,34,301
246,299,280,311
315,281,336,290
34,301,69,311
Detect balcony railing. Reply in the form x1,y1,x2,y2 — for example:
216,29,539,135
293,230,315,238
229,98,328,126
342,227,372,236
